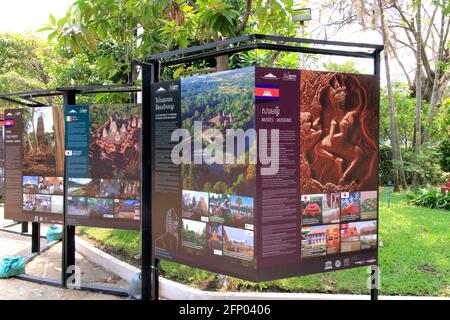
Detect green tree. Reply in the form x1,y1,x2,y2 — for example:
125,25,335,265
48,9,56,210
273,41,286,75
323,61,361,74
0,33,64,96
43,0,301,80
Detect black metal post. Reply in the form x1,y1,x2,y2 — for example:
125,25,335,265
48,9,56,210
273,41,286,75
373,49,381,76
152,62,161,301
62,90,77,288
141,62,152,300
370,264,379,300
371,49,381,301
141,60,161,300
31,222,40,253
21,221,28,234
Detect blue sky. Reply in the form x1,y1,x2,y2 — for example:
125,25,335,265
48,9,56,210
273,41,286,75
183,219,206,235
27,108,54,134
224,226,254,247
231,195,253,208
23,176,38,185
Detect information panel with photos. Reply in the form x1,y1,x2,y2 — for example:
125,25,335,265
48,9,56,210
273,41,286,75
152,67,379,281
4,107,65,224
64,104,142,230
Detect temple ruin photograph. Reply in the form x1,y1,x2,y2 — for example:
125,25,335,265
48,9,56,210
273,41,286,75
22,106,64,177
89,104,141,180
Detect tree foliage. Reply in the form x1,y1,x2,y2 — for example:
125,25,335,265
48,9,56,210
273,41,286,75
0,33,62,93
41,0,301,80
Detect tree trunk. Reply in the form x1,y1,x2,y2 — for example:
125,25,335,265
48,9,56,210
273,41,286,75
378,0,407,191
389,40,412,87
425,9,446,140
215,55,229,72
26,133,34,155
52,106,65,177
31,109,39,154
414,2,422,149
412,1,422,188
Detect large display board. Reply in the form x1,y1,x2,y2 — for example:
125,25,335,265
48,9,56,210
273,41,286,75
4,107,65,224
152,67,379,281
64,104,141,230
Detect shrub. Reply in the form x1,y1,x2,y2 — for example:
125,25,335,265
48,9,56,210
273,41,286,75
406,187,450,210
379,144,393,185
402,145,446,185
379,144,446,186
438,138,450,173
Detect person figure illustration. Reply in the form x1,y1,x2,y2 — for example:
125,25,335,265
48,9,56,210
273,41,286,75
155,208,180,251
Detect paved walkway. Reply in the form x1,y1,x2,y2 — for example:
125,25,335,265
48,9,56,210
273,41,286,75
0,278,124,300
0,205,127,300
0,231,30,257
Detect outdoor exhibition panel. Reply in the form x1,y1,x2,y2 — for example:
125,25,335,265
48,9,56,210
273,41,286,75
0,87,139,297
4,106,64,224
151,66,380,281
64,104,142,230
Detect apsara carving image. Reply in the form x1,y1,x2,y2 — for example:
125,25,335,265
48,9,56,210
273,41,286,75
300,71,379,194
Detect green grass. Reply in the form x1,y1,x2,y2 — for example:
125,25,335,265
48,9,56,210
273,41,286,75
78,188,449,296
78,227,141,265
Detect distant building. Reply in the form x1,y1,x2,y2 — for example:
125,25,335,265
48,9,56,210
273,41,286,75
341,227,360,242
305,229,326,245
208,111,233,127
360,225,376,235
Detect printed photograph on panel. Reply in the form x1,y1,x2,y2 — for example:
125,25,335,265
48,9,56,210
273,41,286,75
22,107,64,177
89,104,141,180
299,72,378,193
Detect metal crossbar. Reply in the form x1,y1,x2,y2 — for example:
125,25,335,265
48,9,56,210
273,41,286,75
146,33,383,65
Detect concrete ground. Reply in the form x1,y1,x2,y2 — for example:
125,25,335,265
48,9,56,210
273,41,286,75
0,278,124,300
0,230,32,258
25,242,128,289
0,205,127,300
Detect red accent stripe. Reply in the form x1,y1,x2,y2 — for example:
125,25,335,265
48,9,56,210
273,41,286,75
254,87,280,97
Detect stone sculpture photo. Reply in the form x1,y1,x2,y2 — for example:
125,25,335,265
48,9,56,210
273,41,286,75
300,71,378,193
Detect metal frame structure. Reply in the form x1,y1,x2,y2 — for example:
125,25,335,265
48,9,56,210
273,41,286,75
0,85,139,297
0,33,383,301
142,34,383,301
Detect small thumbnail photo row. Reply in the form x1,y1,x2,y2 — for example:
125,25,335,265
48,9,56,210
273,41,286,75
23,194,63,214
67,178,140,199
301,220,377,258
181,219,254,262
301,191,377,226
23,176,63,195
182,190,254,230
67,196,140,220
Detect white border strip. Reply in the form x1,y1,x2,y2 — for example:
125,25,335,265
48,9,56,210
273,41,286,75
75,236,449,300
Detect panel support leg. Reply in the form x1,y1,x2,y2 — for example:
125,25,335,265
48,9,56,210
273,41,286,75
21,221,28,234
31,222,40,253
370,264,379,301
62,89,78,288
62,225,76,287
